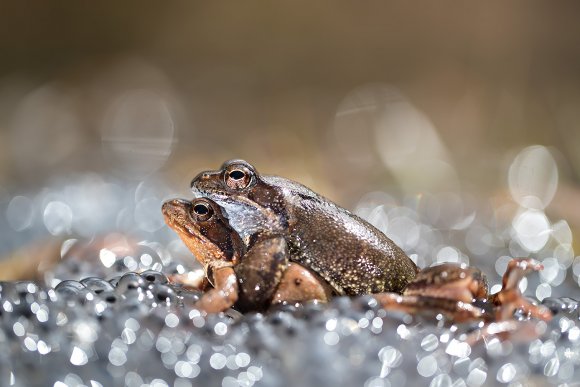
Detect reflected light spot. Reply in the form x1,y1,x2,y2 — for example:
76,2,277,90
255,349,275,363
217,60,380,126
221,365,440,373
535,283,551,301
417,355,438,377
508,146,558,210
496,363,517,383
209,353,227,370
43,201,73,236
436,246,460,264
70,346,88,366
108,347,127,366
101,89,176,179
372,87,459,193
99,249,117,268
332,84,394,168
9,85,82,173
379,346,403,367
324,331,340,346
466,368,487,387
6,196,34,231
512,209,550,252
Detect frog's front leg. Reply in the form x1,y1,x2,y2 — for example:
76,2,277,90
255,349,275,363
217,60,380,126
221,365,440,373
167,270,210,291
195,264,238,314
234,236,289,312
235,237,334,309
490,258,552,321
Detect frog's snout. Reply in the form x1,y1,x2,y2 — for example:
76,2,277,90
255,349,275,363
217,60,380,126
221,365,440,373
161,199,190,218
191,170,222,193
191,172,211,187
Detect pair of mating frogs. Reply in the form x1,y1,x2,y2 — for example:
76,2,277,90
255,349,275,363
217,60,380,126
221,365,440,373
163,160,551,323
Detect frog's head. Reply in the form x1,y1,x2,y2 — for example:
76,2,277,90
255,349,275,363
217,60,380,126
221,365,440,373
190,159,287,238
191,159,258,196
162,197,244,267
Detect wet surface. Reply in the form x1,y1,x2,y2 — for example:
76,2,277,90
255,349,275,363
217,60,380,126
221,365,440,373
1,271,579,387
1,174,579,386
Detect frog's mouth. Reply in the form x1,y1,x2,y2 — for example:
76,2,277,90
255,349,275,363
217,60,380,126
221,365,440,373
161,199,201,239
162,199,227,265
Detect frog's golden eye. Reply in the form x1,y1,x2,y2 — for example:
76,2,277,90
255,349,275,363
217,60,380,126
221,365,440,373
224,165,253,190
192,202,213,221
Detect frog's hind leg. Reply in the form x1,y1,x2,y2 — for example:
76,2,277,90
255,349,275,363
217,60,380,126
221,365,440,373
373,293,487,322
490,258,552,321
372,263,490,322
272,263,334,304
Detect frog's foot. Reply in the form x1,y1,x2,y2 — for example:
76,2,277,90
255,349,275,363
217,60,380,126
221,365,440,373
491,258,552,321
167,269,209,291
194,266,238,314
373,293,486,322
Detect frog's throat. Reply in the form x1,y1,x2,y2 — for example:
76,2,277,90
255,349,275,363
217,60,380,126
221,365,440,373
174,226,228,267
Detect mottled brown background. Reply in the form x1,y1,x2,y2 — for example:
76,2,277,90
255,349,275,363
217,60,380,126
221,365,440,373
0,2,579,219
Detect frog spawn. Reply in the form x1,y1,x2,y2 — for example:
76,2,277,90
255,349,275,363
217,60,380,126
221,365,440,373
0,243,578,386
1,272,579,386
1,173,580,386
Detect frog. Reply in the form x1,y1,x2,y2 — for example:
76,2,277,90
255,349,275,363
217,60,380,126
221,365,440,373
162,197,332,313
190,159,419,297
188,159,551,321
163,194,550,322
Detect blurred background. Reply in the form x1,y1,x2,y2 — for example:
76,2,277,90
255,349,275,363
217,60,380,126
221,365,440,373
0,2,579,296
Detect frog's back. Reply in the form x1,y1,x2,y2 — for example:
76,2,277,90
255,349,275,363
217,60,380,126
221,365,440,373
274,178,418,296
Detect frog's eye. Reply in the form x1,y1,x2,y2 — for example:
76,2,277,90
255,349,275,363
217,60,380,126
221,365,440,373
224,165,253,190
192,202,213,221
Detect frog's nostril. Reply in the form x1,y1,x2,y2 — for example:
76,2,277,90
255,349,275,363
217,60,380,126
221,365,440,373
191,171,213,188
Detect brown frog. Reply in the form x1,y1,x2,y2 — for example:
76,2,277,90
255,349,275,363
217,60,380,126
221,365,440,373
191,159,418,296
163,196,550,322
187,159,550,321
162,197,332,313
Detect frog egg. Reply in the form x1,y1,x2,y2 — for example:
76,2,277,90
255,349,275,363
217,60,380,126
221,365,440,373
140,270,169,285
80,277,115,294
108,276,121,287
178,288,202,309
115,292,152,318
115,273,146,294
54,280,86,298
542,297,579,319
97,290,119,306
149,284,177,305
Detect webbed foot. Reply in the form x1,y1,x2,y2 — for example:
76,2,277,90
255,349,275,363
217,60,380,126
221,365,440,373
491,258,552,321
